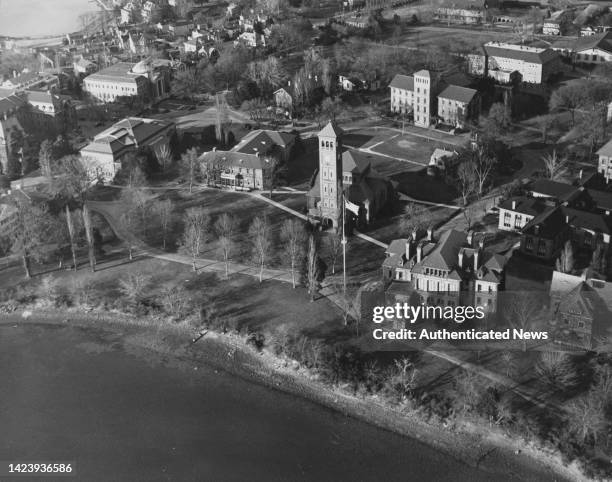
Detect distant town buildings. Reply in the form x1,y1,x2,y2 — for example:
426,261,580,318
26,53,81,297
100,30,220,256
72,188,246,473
80,117,175,182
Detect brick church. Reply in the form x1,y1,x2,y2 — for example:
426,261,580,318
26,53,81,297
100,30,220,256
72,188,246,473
306,122,394,228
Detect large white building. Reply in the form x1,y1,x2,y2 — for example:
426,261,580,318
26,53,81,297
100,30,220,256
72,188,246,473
469,42,563,84
83,59,171,103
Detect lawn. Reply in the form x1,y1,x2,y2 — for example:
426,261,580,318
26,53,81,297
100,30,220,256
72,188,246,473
391,169,459,203
370,132,457,165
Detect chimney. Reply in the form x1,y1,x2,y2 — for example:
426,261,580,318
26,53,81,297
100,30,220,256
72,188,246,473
405,239,411,260
511,200,516,210
458,249,464,268
565,215,569,223
474,249,479,271
478,237,484,250
427,227,433,241
467,230,473,246
411,229,417,242
212,147,216,151
417,243,423,263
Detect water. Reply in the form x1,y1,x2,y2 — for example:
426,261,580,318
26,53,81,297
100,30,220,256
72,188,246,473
0,323,553,481
0,0,97,37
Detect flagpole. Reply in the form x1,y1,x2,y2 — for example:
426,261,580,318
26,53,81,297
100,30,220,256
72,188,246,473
342,191,347,298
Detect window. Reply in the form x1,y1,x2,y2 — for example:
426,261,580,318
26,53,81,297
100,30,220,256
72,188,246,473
537,240,546,256
525,236,533,251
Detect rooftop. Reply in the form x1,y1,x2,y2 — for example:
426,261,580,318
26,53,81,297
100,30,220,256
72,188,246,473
232,129,295,156
438,85,477,104
389,74,414,91
484,42,559,64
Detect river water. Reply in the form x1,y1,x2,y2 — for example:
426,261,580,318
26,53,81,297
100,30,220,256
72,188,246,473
0,0,97,37
0,324,557,481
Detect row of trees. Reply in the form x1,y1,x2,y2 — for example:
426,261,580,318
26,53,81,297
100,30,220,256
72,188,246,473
176,210,324,299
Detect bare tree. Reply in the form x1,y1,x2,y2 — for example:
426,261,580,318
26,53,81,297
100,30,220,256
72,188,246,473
566,392,607,444
60,207,83,271
505,292,544,351
280,218,307,288
542,150,568,181
214,213,238,279
131,189,154,238
4,196,52,278
555,240,574,274
50,155,100,272
117,192,139,261
473,147,496,199
399,202,428,235
535,352,576,389
156,144,173,172
249,216,272,283
180,148,199,194
306,234,320,302
457,161,477,207
181,207,210,271
119,273,150,306
38,140,54,179
549,84,587,127
153,199,173,250
326,231,342,275
160,282,190,318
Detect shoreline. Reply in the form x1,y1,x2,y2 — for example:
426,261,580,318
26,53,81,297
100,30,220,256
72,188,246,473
0,306,587,482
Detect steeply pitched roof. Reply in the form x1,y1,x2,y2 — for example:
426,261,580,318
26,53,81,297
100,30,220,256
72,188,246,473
499,196,551,217
574,31,612,54
319,121,343,138
530,179,578,201
562,206,612,235
438,85,477,104
232,129,295,156
199,149,271,170
597,138,612,158
587,189,612,212
0,94,26,116
342,150,370,174
522,206,567,238
419,229,467,271
389,74,414,91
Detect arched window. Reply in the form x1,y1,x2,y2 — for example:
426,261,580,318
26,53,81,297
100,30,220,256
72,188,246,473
325,141,329,148
330,142,334,148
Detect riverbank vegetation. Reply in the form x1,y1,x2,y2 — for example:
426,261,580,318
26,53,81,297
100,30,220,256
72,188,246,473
0,256,598,481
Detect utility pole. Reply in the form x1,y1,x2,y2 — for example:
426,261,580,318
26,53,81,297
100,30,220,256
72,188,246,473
341,191,347,298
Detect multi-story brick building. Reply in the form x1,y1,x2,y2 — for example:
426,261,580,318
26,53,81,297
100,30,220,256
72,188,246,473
382,229,507,312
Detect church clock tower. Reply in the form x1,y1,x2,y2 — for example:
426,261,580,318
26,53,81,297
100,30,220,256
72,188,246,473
318,122,344,227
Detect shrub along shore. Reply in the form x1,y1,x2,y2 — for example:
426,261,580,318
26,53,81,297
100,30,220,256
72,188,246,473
0,290,585,482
